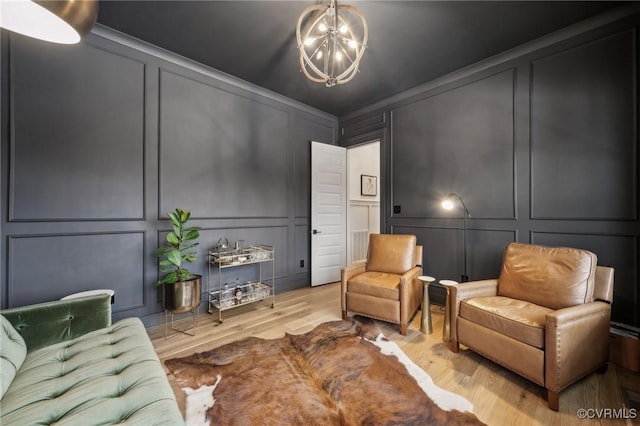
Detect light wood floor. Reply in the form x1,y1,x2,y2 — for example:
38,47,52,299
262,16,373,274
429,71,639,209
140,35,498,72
148,283,640,425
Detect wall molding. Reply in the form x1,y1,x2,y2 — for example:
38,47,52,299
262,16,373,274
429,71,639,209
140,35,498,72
6,231,146,311
91,24,337,123
341,5,640,121
388,68,517,221
8,37,147,222
0,22,338,325
156,68,290,220
528,27,638,222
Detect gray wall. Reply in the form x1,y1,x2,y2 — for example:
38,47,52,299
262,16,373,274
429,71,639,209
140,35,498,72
340,14,640,327
0,28,337,326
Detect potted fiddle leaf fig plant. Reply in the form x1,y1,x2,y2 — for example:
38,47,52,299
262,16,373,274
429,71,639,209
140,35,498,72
155,208,202,314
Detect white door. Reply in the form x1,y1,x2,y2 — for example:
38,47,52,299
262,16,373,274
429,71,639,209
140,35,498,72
311,142,347,286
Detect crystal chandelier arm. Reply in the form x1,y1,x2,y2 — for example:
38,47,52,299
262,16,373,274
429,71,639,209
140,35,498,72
295,4,326,47
297,4,334,83
334,35,364,82
299,42,327,84
336,14,361,48
337,14,352,34
337,4,368,48
335,41,356,66
301,42,331,83
336,33,363,50
333,4,368,83
335,22,361,67
299,54,326,84
303,38,329,78
309,42,325,60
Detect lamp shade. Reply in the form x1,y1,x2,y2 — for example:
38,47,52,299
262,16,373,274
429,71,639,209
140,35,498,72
441,193,470,217
441,199,455,210
0,0,98,44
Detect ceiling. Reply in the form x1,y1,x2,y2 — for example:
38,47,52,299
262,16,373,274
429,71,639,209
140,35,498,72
97,1,623,117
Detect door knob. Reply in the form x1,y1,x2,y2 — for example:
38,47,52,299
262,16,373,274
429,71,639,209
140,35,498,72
311,229,322,235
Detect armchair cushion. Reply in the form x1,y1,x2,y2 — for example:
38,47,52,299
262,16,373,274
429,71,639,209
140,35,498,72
460,297,553,349
366,234,416,275
348,272,401,300
498,242,597,310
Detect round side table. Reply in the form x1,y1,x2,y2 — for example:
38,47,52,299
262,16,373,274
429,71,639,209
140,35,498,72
418,276,436,334
439,280,459,342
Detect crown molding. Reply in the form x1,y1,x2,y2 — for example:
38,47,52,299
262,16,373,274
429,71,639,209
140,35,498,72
90,24,338,123
341,4,640,121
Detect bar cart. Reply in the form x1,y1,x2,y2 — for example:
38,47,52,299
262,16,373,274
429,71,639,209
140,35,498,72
207,244,275,323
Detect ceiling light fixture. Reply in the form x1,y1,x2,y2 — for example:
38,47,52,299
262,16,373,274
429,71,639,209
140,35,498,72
296,0,368,87
0,0,98,44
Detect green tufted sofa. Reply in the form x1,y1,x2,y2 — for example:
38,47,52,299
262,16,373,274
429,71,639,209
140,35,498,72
0,294,184,425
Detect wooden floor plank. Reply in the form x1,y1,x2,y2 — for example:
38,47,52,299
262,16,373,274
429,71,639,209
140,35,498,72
148,282,640,425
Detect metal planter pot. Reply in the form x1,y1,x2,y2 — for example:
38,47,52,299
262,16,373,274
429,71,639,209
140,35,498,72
164,275,202,314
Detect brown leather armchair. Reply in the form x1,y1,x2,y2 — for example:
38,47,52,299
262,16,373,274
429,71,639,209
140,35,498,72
341,234,423,335
448,242,614,411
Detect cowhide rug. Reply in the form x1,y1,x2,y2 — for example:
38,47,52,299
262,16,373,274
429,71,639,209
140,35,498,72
165,318,486,425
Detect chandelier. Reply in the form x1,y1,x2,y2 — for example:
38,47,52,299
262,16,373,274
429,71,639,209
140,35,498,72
296,0,368,87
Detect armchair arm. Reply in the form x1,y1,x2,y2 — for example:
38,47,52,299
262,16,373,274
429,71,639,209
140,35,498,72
545,301,611,392
341,261,367,312
1,294,112,352
400,266,423,284
399,266,423,327
449,279,498,347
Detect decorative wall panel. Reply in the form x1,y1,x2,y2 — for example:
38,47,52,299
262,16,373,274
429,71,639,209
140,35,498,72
531,30,636,220
1,30,337,324
392,69,515,219
9,35,145,221
159,70,290,218
294,116,335,218
7,232,145,310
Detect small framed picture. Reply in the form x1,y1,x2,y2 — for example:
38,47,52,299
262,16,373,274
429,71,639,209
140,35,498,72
361,174,377,196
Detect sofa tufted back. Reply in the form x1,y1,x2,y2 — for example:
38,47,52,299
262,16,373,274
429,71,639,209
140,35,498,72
497,242,597,310
1,295,112,352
